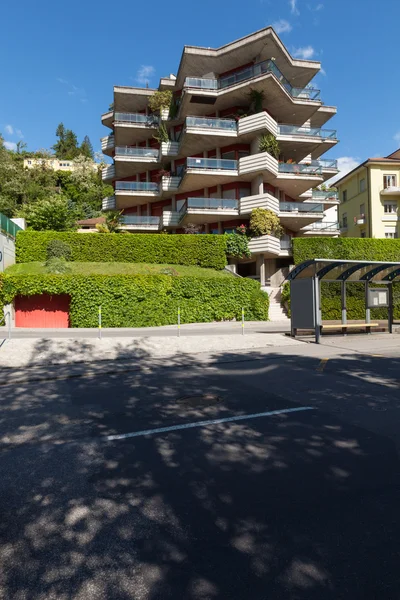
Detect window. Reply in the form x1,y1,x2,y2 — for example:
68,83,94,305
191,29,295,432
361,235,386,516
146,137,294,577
383,175,397,189
342,212,348,228
384,226,397,238
384,202,398,214
360,203,365,216
360,178,366,192
342,190,347,203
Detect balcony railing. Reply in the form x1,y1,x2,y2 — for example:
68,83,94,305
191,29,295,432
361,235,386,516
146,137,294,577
280,237,292,250
305,221,340,231
279,163,322,175
115,147,159,158
309,159,338,169
0,212,22,239
186,116,237,131
280,202,324,213
115,181,159,192
186,197,239,211
120,216,160,226
278,125,337,139
185,59,321,102
186,157,238,170
114,112,159,126
312,189,339,200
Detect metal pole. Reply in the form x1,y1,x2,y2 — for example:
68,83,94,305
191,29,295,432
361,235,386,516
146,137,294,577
365,282,371,333
341,281,347,335
242,307,245,336
178,306,181,338
314,276,321,344
388,283,393,334
98,306,102,340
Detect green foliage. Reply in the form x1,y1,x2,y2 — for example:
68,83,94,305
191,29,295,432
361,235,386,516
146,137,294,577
46,239,72,261
45,257,72,274
16,231,228,269
16,195,76,231
0,273,269,327
259,134,280,159
249,208,282,238
80,136,94,159
248,89,264,114
293,238,400,265
153,122,169,143
225,233,251,258
148,90,173,114
280,282,291,316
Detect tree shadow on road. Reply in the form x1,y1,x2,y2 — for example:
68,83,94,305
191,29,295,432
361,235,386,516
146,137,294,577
0,342,400,599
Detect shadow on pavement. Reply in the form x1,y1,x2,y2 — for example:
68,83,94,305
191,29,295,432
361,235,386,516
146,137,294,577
0,341,400,599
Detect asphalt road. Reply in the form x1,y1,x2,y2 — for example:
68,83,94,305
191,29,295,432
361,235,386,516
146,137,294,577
1,342,400,599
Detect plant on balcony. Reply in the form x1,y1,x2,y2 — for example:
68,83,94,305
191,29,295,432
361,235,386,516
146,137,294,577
248,89,265,114
153,167,171,182
249,208,283,238
169,96,179,120
148,90,173,116
225,232,251,259
108,102,114,111
183,222,203,234
259,134,280,159
153,122,169,144
236,224,248,236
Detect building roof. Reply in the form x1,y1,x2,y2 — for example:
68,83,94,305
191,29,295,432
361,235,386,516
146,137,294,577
77,217,106,226
334,149,400,188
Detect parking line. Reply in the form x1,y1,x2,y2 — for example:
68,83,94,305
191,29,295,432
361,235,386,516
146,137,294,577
105,406,315,442
317,359,329,372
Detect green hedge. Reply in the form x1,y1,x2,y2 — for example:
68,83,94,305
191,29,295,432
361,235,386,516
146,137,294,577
16,231,227,270
0,274,269,327
293,238,400,265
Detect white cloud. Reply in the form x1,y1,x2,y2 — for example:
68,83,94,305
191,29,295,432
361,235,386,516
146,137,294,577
273,19,292,34
293,45,315,59
315,2,324,9
290,0,299,14
136,65,155,85
57,78,87,101
5,124,14,135
16,129,24,138
329,157,360,185
394,131,400,143
4,141,17,151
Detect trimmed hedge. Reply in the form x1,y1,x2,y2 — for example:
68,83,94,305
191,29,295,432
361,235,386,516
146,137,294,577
0,274,269,327
293,238,400,265
16,231,227,270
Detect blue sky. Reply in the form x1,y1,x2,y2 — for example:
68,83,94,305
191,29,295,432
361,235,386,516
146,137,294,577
1,0,399,179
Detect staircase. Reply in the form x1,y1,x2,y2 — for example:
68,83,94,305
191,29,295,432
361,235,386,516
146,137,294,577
265,287,290,322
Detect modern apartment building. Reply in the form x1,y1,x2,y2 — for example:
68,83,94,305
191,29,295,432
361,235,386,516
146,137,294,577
336,149,400,239
101,27,339,285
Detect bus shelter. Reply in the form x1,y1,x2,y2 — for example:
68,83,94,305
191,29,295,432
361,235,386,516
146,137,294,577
287,259,400,343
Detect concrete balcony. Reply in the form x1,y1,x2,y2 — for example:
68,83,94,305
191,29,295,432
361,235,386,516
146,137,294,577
101,135,114,156
277,162,323,197
238,112,278,138
355,214,367,226
161,211,181,228
161,176,181,194
114,181,159,208
311,189,339,203
279,201,324,231
102,165,115,181
179,117,238,156
101,111,113,129
179,197,239,224
102,196,116,211
240,192,279,215
113,112,159,145
277,124,338,161
119,216,160,231
381,186,400,195
161,141,179,157
239,152,278,178
248,235,282,257
179,157,238,193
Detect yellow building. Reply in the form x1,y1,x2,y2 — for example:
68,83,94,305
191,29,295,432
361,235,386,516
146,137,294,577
336,149,400,238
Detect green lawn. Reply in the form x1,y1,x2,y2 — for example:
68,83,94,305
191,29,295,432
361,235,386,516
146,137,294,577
6,262,232,278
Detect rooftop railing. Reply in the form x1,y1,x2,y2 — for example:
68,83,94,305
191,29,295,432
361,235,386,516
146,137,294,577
185,59,321,101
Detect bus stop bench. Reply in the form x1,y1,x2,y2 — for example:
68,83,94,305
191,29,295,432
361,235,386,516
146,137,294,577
321,323,380,333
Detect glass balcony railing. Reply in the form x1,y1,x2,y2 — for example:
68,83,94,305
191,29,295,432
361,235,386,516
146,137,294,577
312,189,339,200
114,112,159,125
186,116,237,131
279,163,322,175
278,125,337,139
310,159,338,169
185,59,321,102
280,202,324,213
115,147,159,158
280,237,292,250
305,221,340,231
0,212,22,239
187,197,239,210
115,181,159,192
121,216,160,226
186,157,238,170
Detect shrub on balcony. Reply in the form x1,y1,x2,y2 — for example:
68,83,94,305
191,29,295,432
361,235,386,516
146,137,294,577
259,134,280,159
248,89,264,114
225,232,251,259
16,231,228,269
0,273,270,327
249,208,282,238
148,90,173,115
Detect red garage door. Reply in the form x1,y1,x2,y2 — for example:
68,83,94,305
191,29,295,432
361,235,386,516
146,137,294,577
15,295,70,328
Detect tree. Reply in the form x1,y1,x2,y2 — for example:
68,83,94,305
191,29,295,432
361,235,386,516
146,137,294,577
52,123,79,159
16,195,76,231
80,135,94,159
16,141,27,154
52,123,66,158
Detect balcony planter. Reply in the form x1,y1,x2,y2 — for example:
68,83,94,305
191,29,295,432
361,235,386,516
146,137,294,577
161,108,170,120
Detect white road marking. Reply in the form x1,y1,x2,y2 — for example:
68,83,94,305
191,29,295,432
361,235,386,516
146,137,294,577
105,406,315,442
